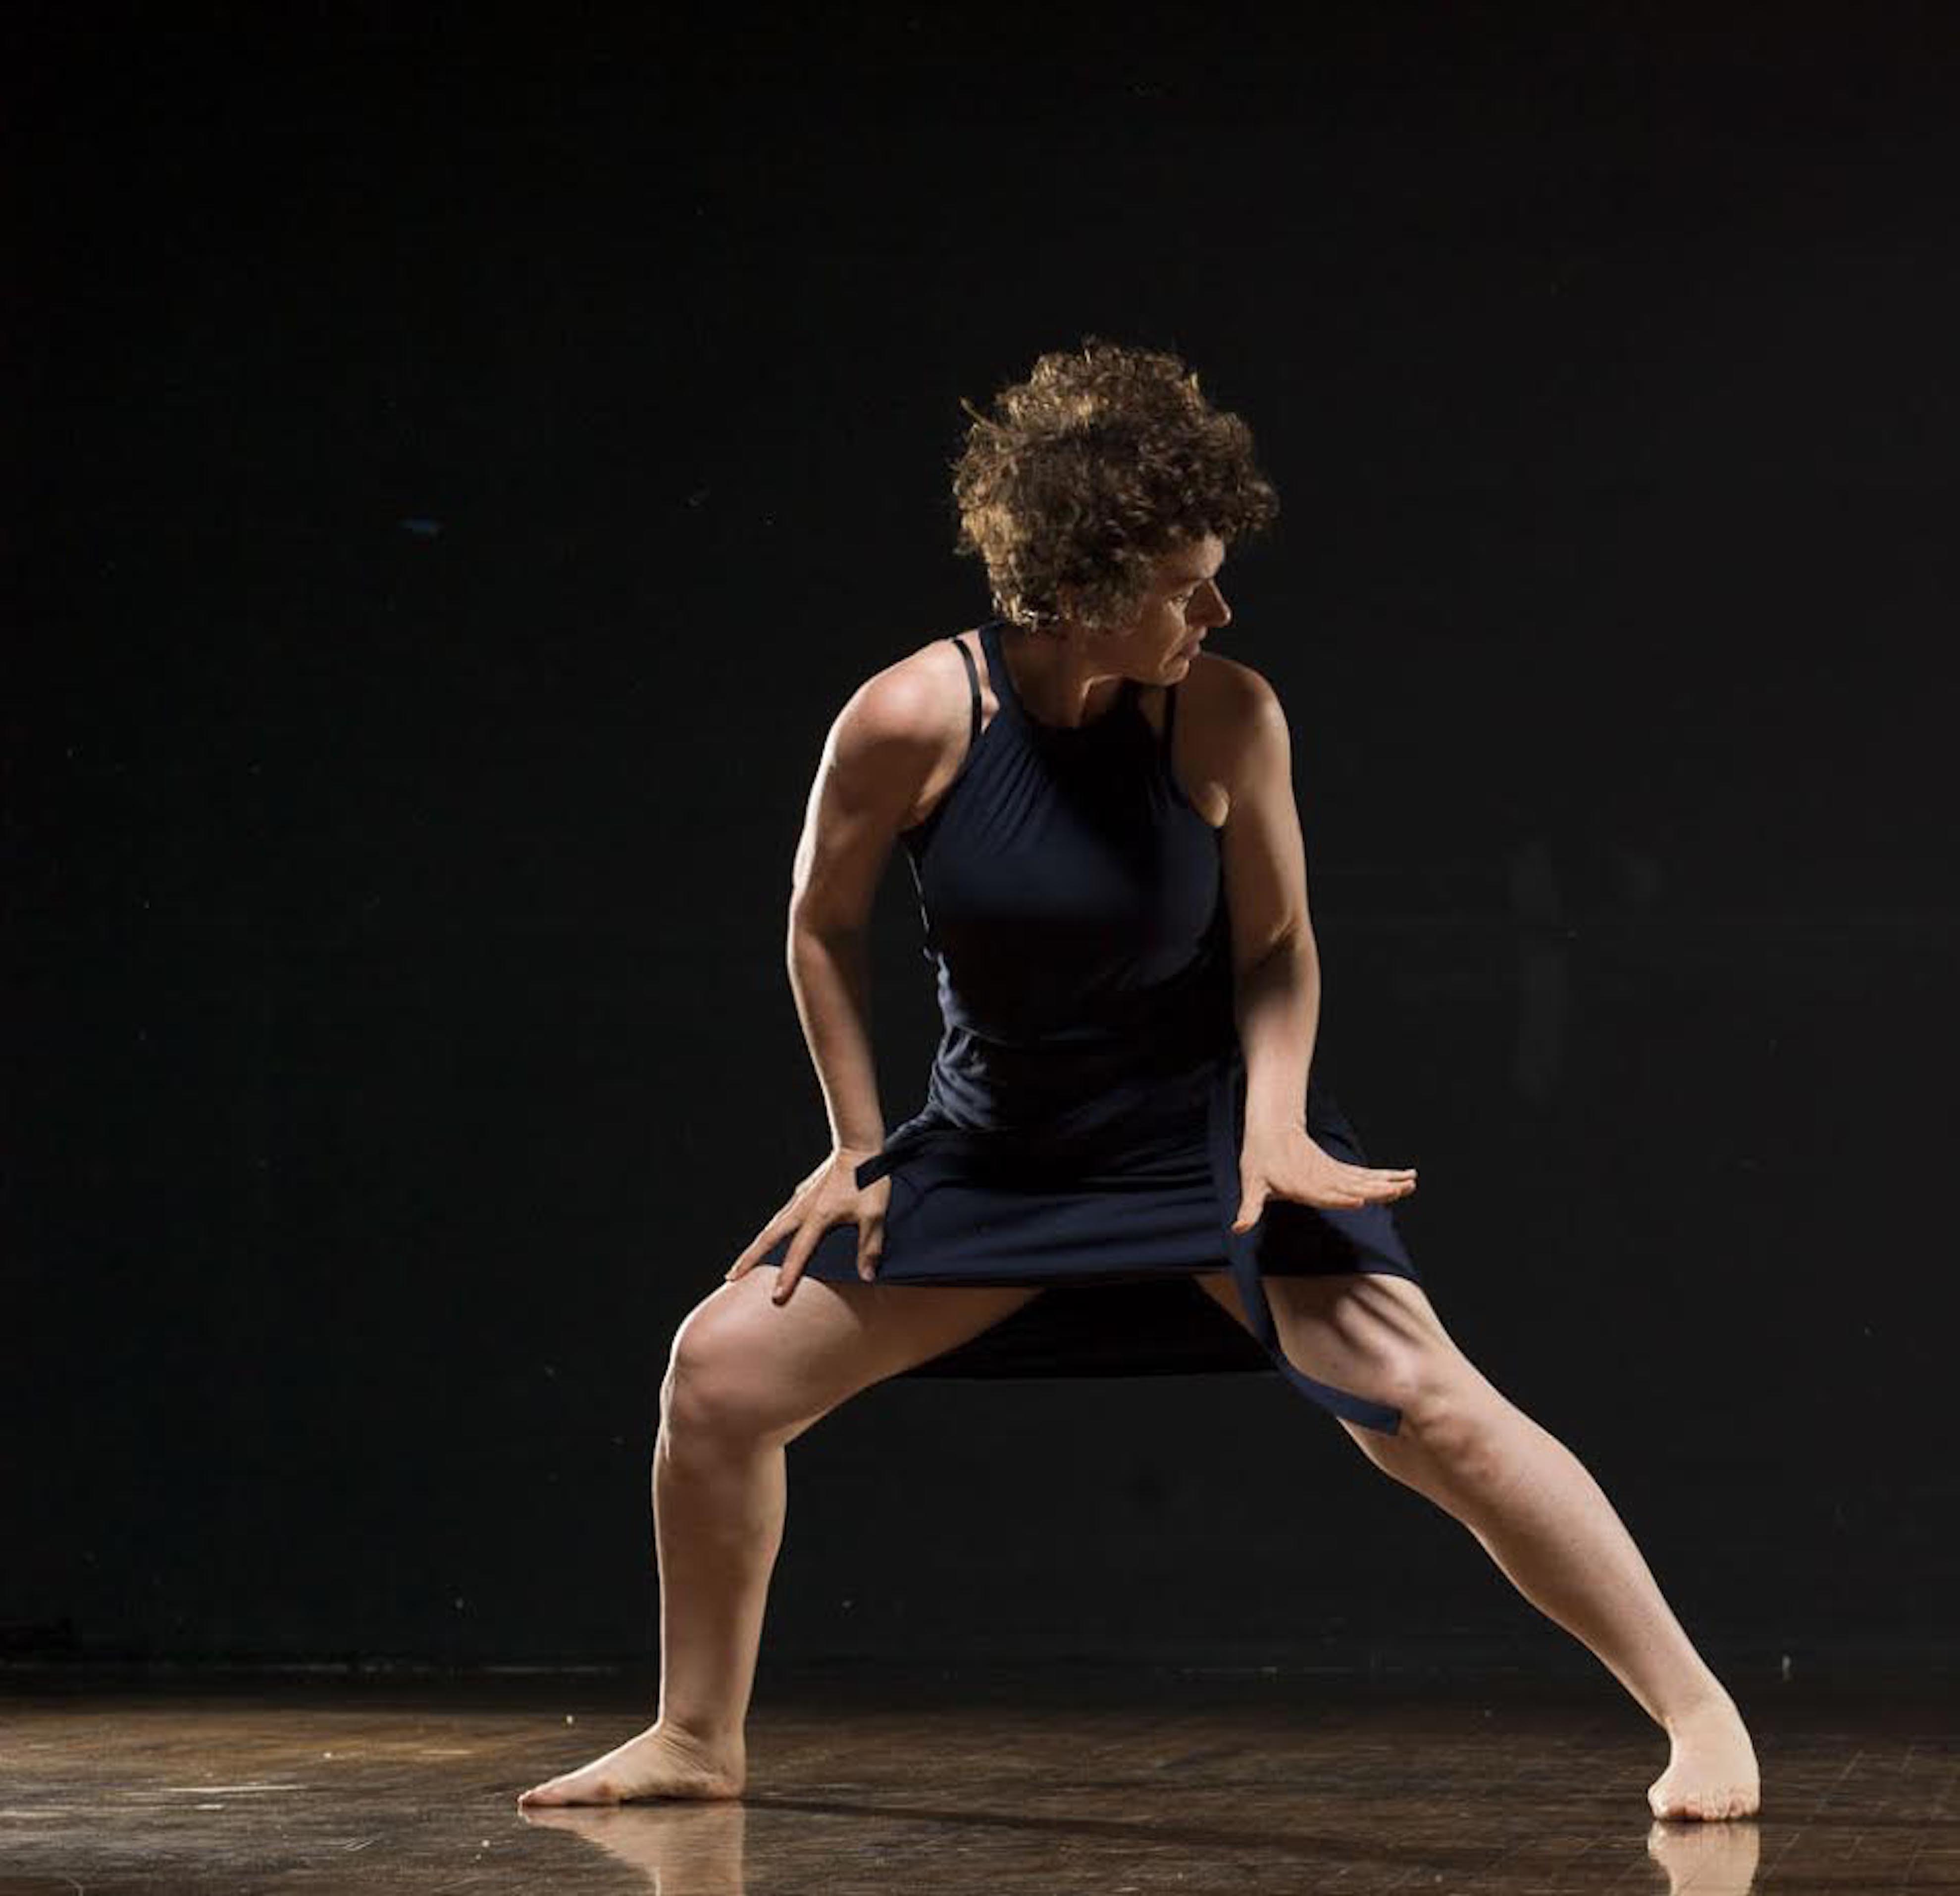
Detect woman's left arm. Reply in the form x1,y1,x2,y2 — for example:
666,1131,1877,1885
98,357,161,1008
1216,663,1321,1132
1217,663,1416,1224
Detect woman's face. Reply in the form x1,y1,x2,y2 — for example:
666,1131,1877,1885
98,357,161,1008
1117,531,1233,676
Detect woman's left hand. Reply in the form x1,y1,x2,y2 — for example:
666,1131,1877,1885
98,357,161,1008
1232,1122,1417,1231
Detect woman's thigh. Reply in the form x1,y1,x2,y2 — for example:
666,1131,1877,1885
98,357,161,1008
667,1271,1044,1443
1190,1268,1472,1418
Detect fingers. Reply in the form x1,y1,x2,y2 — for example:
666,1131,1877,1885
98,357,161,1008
1345,1163,1416,1205
722,1220,783,1284
1315,1162,1417,1209
724,1191,802,1280
724,1170,891,1304
772,1209,842,1302
779,1213,885,1300
771,1211,883,1303
856,1214,885,1282
1231,1186,1267,1233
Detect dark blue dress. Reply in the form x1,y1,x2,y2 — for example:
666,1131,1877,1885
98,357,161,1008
763,619,1421,1433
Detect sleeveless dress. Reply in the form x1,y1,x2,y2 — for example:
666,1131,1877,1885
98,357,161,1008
760,619,1422,1434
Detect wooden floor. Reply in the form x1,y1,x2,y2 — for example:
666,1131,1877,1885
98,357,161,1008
1,1663,1954,1893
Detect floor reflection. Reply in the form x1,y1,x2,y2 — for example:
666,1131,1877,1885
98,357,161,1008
1646,1817,1760,1895
521,1800,748,1893
515,1800,1771,1896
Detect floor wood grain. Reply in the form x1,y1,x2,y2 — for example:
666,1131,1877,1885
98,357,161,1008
1,1665,1953,1892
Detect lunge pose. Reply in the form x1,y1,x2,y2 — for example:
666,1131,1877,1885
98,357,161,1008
519,342,1759,1821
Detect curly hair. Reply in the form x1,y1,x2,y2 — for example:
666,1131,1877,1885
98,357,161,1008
951,339,1279,636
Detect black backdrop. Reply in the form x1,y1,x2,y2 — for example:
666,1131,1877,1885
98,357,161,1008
9,6,1956,1676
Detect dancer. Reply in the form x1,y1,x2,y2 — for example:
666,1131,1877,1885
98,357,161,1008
519,341,1759,1821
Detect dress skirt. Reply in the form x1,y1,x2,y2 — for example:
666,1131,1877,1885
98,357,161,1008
758,1047,1422,1434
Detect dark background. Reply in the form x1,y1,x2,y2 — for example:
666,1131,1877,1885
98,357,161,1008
8,5,1955,1682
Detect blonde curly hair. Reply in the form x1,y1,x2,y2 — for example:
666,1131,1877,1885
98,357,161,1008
951,339,1279,635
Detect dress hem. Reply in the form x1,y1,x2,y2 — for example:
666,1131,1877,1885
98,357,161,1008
840,1051,1409,1435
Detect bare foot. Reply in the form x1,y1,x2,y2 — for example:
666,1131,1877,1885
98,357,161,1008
517,1721,745,1808
1646,1816,1761,1894
1647,1692,1761,1820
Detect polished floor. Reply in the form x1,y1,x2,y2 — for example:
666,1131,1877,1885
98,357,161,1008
0,1663,1954,1893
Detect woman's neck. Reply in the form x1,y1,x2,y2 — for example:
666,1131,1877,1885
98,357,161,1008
1002,623,1129,729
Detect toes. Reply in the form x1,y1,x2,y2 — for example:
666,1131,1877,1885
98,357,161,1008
1638,1780,1764,1827
517,1774,599,1809
1650,1786,1754,1822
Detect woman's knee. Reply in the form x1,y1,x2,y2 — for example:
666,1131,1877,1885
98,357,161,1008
1354,1344,1504,1483
659,1286,829,1449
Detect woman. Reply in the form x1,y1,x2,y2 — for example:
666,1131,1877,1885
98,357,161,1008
519,342,1760,1821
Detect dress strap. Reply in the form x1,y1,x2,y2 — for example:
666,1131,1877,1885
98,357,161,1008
1163,679,1180,756
945,633,981,754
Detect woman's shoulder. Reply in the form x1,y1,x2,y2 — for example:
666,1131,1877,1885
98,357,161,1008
821,631,985,821
1185,648,1279,712
1159,652,1286,830
1175,649,1284,751
842,628,985,743
835,630,992,836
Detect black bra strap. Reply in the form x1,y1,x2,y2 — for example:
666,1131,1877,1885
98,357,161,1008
946,633,981,751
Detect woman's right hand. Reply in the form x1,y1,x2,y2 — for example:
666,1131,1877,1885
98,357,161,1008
723,1146,890,1305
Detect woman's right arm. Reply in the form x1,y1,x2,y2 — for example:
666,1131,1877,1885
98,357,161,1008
723,657,956,1300
784,664,949,1153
